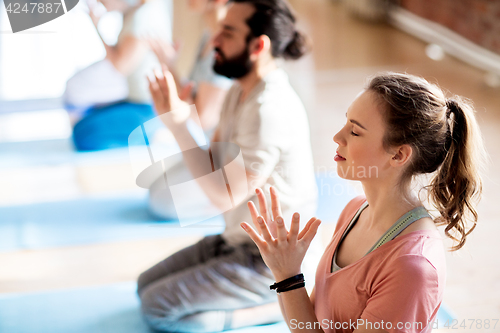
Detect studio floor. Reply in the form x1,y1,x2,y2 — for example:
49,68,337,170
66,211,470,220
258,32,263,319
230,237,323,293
0,0,499,332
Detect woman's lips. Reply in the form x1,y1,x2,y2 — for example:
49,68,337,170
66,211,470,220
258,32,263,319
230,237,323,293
334,151,346,162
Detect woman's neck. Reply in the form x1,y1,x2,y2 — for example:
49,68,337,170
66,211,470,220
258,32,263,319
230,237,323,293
360,178,421,232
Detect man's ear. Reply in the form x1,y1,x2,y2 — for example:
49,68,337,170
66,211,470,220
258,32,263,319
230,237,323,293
390,144,412,167
249,35,271,59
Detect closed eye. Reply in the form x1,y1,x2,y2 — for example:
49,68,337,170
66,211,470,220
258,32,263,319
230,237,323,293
350,131,359,136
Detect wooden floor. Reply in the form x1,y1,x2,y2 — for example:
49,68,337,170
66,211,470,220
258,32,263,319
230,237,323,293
1,0,499,331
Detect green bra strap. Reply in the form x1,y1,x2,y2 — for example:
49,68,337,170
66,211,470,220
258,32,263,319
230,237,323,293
340,201,369,241
366,206,431,254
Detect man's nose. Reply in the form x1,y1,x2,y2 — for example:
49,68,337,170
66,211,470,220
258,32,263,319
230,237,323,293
212,32,222,47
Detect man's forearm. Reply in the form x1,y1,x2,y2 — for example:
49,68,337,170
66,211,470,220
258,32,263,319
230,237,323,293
169,122,238,210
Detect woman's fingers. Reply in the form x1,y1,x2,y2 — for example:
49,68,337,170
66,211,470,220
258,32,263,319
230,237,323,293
298,218,322,243
247,201,267,238
240,222,265,248
275,216,288,243
288,212,300,243
270,186,283,221
255,188,271,223
257,216,274,243
247,201,260,227
302,219,321,246
297,217,316,240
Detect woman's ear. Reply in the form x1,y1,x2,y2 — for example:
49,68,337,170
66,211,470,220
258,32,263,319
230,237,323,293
390,144,412,167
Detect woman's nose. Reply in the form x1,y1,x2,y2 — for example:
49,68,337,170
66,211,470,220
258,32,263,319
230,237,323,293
333,129,345,146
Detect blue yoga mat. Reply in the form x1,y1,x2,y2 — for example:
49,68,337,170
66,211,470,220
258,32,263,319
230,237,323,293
0,175,354,252
0,139,131,169
0,281,456,332
0,193,225,252
0,282,289,333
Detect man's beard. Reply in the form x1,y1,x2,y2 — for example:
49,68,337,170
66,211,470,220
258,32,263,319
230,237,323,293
213,45,253,79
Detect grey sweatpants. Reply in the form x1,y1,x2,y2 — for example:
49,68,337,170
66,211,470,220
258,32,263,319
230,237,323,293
137,234,280,332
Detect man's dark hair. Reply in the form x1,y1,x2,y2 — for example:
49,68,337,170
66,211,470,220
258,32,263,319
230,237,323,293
230,0,310,59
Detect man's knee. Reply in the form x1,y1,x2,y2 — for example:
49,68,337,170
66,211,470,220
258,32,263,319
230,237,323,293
136,270,151,296
139,284,179,331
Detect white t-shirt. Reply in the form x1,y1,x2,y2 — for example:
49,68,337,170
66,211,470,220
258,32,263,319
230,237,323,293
119,0,172,103
218,68,317,227
217,68,320,289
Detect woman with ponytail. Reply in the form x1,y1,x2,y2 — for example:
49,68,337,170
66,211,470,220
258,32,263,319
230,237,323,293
241,72,486,332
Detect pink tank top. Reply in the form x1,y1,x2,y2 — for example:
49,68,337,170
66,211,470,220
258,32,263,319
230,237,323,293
313,196,446,332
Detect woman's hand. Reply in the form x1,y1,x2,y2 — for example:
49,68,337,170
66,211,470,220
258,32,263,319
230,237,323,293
147,67,193,128
241,187,321,281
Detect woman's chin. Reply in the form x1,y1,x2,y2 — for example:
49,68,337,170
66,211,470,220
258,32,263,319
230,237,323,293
336,165,351,180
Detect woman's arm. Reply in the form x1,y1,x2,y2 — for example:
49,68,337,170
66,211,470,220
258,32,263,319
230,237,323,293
242,188,388,333
241,187,324,332
89,5,147,76
106,35,148,76
310,287,316,312
277,287,386,333
277,288,323,332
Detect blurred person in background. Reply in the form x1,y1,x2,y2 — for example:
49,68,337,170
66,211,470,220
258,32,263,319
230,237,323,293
137,0,321,332
64,0,171,151
149,0,233,135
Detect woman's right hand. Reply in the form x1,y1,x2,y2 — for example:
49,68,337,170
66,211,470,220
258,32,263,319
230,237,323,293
241,187,321,282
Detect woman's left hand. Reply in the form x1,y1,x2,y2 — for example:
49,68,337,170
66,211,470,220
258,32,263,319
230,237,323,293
241,187,322,281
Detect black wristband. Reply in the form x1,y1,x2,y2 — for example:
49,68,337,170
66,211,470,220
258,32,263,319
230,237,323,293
270,273,304,291
276,281,305,294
